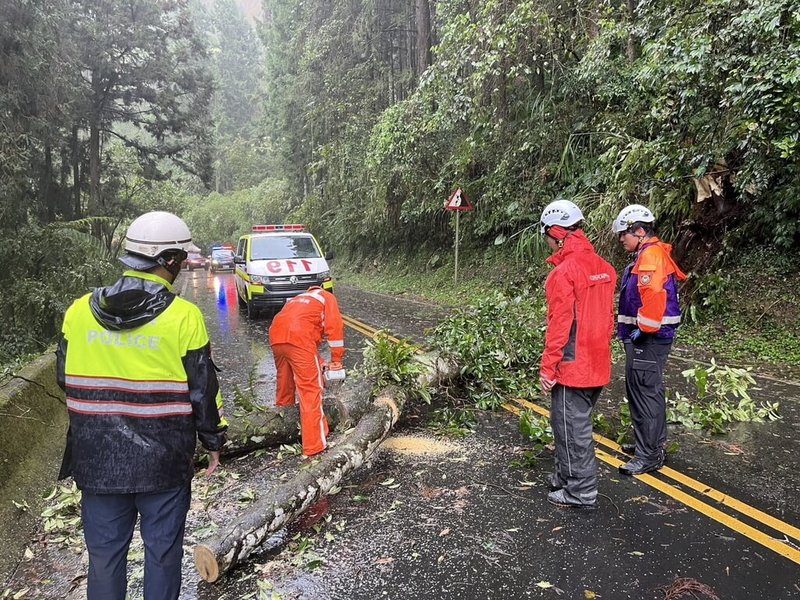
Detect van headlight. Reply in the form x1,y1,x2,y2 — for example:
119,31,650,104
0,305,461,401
250,275,266,284
318,270,331,280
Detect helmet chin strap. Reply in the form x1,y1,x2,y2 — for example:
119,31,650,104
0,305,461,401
631,230,646,249
156,253,184,280
547,225,574,245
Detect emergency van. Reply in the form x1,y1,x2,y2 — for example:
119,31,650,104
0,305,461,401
234,224,334,318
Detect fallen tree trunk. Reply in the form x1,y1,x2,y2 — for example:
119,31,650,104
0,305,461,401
220,378,374,458
194,353,458,582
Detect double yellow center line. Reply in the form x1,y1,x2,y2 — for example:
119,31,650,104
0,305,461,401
342,312,800,565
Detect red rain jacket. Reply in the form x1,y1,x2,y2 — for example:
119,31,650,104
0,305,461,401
540,231,617,388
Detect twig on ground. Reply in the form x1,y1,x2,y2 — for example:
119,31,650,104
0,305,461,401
598,493,620,516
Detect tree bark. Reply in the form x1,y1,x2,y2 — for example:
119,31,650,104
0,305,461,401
72,126,81,219
415,0,431,77
219,378,374,459
626,0,639,62
193,354,458,582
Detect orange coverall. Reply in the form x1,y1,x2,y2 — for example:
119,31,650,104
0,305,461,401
268,286,345,456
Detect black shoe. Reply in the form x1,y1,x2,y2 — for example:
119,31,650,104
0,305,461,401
620,443,635,455
547,489,597,510
619,455,664,476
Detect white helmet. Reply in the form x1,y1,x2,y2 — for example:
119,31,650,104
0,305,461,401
120,211,194,270
612,204,656,234
540,200,585,234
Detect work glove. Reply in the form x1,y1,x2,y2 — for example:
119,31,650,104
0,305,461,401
326,361,346,381
628,329,647,345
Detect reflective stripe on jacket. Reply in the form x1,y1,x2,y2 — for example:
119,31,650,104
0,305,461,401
269,286,345,363
618,238,687,340
540,231,617,388
56,271,226,494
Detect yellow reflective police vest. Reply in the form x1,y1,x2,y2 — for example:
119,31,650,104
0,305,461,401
59,271,226,494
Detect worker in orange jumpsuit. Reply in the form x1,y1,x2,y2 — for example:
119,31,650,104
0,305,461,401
268,286,345,457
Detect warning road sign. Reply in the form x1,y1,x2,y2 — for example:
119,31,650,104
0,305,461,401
445,188,474,211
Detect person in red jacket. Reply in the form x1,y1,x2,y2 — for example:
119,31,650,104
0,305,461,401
269,286,345,457
539,200,617,509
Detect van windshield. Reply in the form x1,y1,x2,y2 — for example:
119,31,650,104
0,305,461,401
250,236,321,260
211,249,235,259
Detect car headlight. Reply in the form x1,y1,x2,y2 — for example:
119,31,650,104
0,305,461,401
250,275,266,284
318,270,331,280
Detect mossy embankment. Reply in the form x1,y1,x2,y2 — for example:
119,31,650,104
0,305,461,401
0,354,67,582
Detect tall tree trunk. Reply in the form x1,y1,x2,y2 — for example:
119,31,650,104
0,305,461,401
626,0,639,62
88,123,100,217
415,0,431,77
588,0,600,39
72,126,81,219
88,69,103,222
60,146,71,220
41,145,54,222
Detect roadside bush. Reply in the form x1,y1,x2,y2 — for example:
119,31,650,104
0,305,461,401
0,224,116,368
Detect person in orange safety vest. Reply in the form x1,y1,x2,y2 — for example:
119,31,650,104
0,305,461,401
612,204,687,476
268,286,345,457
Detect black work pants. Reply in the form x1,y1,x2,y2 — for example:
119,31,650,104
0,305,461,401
624,340,672,461
550,384,602,504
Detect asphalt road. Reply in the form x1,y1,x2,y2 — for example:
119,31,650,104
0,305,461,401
6,270,799,599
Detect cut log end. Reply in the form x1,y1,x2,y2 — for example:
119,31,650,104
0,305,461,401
194,544,221,583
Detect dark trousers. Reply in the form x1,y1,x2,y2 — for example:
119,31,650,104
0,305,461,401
550,384,602,504
81,485,191,600
624,340,672,461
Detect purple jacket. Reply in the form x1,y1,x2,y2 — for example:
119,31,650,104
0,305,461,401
618,238,686,341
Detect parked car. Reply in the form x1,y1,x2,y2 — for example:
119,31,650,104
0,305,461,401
184,252,209,270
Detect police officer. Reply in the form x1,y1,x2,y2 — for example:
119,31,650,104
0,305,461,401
56,211,227,599
612,204,687,475
539,200,617,509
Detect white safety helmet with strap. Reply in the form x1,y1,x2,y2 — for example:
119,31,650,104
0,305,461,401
612,204,656,234
120,211,195,271
539,200,585,234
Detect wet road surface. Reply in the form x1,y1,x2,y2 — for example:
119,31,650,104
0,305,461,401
5,272,799,599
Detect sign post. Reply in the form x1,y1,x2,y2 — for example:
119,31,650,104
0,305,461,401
444,188,474,285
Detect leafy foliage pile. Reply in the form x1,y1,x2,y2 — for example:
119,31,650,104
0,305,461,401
429,291,546,409
668,360,781,433
361,332,433,403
